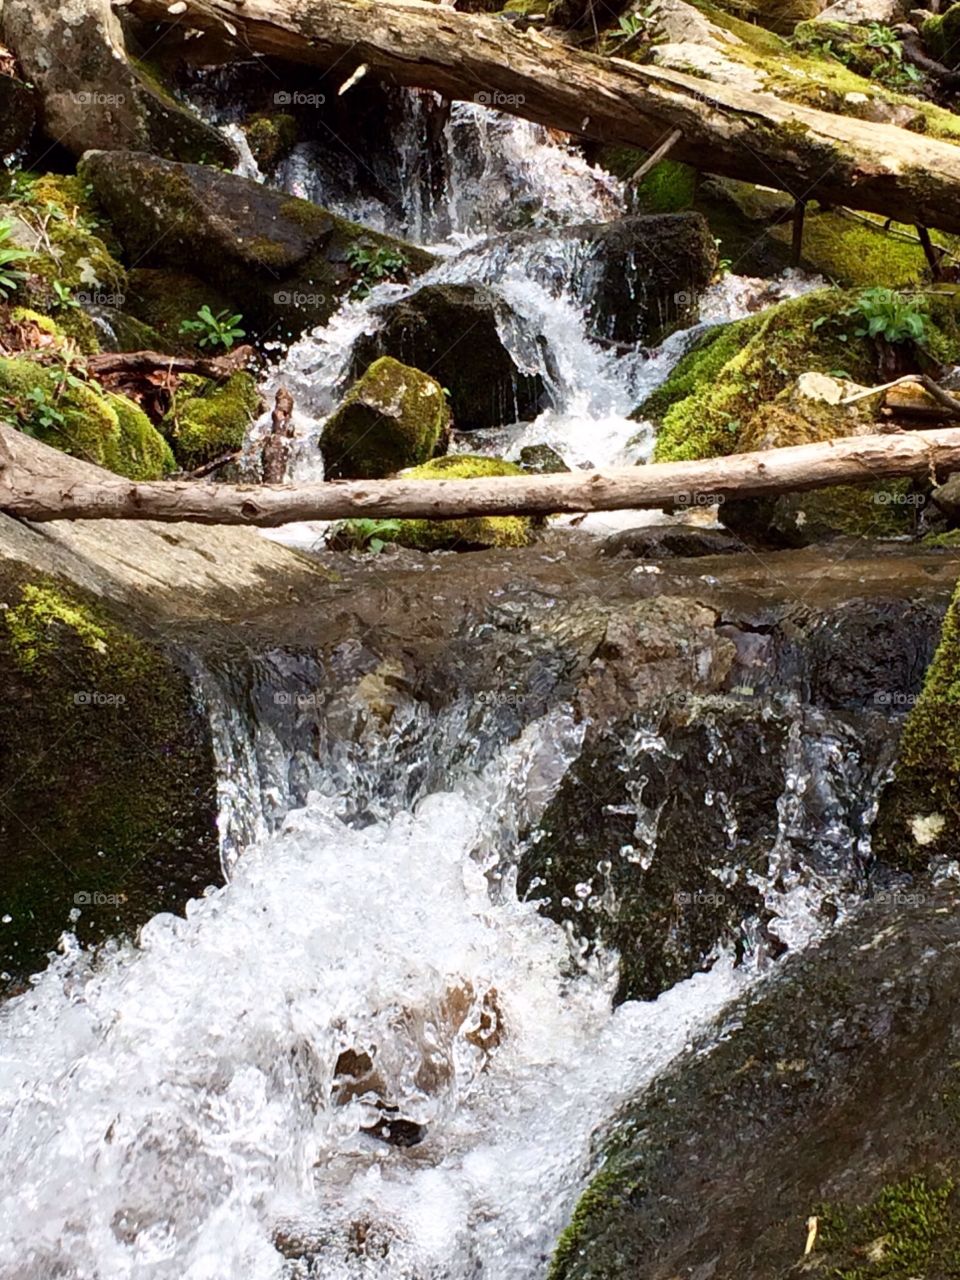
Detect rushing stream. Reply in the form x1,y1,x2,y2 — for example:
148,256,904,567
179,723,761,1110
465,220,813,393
0,94,887,1280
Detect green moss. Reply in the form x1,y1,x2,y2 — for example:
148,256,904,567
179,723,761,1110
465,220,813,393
5,584,108,672
242,113,298,170
923,529,960,549
922,4,960,71
321,357,450,480
768,210,933,289
641,289,908,463
161,370,259,468
390,455,533,551
634,160,698,214
549,1165,641,1280
0,567,218,991
0,357,173,478
815,1172,960,1278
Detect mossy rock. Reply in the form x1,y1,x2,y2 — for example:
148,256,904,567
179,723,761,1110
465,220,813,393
123,268,238,354
350,283,545,431
0,568,220,991
80,151,435,341
922,3,960,70
161,371,261,469
242,112,298,171
874,574,960,867
595,150,698,214
320,357,450,480
0,356,175,479
637,288,958,464
710,0,821,32
383,455,533,551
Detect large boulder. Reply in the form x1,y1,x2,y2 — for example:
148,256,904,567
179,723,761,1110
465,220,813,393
78,151,435,339
549,882,960,1279
320,357,450,479
350,284,546,431
1,0,235,164
498,212,717,345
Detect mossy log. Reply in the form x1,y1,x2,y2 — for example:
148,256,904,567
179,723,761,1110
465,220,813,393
6,421,960,525
124,0,960,235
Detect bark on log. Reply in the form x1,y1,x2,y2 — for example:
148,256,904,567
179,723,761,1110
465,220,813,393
85,348,254,380
3,422,960,526
122,0,960,235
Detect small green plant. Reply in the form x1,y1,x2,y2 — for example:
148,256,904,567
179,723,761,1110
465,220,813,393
50,281,80,312
864,21,901,57
333,518,403,553
179,305,246,350
0,219,32,302
849,286,927,344
346,244,409,299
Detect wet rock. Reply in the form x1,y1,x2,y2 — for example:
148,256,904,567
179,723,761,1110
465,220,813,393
388,454,533,551
79,151,435,339
241,112,298,172
1,0,235,165
320,357,450,480
519,443,570,474
0,557,219,994
549,882,960,1279
0,75,36,157
350,283,546,431
599,525,746,559
500,212,717,344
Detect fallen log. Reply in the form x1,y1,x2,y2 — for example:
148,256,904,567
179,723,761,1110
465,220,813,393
122,0,960,235
2,423,960,526
85,348,254,380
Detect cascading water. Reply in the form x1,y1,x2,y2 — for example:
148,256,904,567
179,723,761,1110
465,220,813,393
0,95,878,1280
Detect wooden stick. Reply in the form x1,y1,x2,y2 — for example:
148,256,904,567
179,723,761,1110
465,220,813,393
629,128,683,186
3,423,960,526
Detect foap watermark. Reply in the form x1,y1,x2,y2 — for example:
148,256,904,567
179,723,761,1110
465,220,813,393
72,91,125,106
673,490,726,508
873,887,925,909
474,90,526,107
73,690,126,707
673,290,694,306
873,690,919,708
477,689,527,708
274,90,326,107
874,490,924,506
675,889,725,908
274,690,322,709
273,290,326,309
74,890,128,907
75,290,126,308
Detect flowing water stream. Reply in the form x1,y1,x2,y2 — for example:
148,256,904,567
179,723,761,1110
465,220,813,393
0,95,884,1280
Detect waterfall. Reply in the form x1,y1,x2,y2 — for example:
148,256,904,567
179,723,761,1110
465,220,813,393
0,95,881,1280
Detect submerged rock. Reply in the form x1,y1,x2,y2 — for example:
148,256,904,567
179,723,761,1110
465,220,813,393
78,151,435,339
350,283,546,431
519,443,570,474
320,357,450,479
599,525,746,558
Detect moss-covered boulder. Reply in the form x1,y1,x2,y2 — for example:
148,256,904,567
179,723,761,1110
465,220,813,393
922,2,960,70
242,112,298,171
0,76,36,157
351,284,545,431
0,356,175,479
0,567,219,992
874,576,960,867
161,371,261,470
1,0,236,165
79,151,435,340
320,357,450,480
367,455,533,551
0,172,128,353
634,289,957,543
